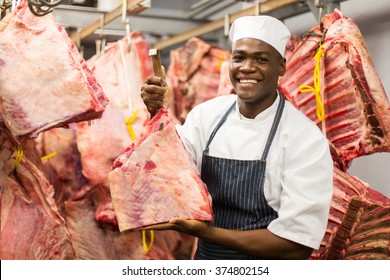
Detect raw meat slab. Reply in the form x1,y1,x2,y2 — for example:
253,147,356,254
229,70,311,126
108,108,213,232
0,0,108,141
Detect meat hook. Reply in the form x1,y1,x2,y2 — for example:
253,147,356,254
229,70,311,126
27,0,64,16
122,0,132,52
0,0,12,20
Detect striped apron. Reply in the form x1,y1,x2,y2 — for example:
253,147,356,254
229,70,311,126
195,96,285,259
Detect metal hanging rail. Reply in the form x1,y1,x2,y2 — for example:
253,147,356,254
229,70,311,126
152,0,300,49
69,0,149,43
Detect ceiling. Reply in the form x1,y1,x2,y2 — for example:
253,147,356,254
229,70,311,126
53,0,267,43
48,0,345,59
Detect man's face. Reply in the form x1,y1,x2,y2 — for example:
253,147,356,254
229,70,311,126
229,38,286,107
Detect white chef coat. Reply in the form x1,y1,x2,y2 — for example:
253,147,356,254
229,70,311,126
175,94,333,249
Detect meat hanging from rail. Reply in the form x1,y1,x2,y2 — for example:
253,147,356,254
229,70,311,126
0,0,108,142
278,9,390,171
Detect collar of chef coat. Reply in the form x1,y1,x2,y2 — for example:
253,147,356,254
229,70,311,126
233,93,281,123
206,93,281,160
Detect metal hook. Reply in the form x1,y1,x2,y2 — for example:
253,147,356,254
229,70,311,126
314,0,329,22
122,0,127,23
76,27,81,50
125,19,132,52
95,39,102,57
224,14,230,37
0,0,12,20
11,0,19,11
255,1,261,16
75,29,84,57
99,14,106,55
122,0,132,52
99,13,105,34
27,0,64,16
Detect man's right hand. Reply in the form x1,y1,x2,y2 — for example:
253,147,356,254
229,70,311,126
140,66,172,117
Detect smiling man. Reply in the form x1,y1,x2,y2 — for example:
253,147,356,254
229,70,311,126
140,15,333,260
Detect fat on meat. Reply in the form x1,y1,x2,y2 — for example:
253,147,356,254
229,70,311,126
167,37,231,123
108,108,214,232
0,127,76,259
0,0,108,141
278,9,390,170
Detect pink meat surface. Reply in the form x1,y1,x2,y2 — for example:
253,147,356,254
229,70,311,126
278,9,390,170
0,0,108,141
77,34,151,186
0,128,75,259
64,193,179,260
108,108,213,232
37,125,87,215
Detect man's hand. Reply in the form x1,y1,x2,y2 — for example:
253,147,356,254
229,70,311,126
143,218,313,259
143,218,209,238
140,66,173,116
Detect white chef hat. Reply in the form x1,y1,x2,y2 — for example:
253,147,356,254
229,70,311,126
229,15,291,56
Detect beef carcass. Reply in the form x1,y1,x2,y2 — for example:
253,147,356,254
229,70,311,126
108,108,214,232
0,0,108,141
278,9,390,170
167,37,231,123
75,34,153,226
216,61,234,97
310,166,390,260
0,127,76,259
36,125,88,215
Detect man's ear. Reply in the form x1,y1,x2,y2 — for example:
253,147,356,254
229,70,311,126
279,58,287,76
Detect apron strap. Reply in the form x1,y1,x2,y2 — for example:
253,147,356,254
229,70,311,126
204,100,236,154
260,94,285,162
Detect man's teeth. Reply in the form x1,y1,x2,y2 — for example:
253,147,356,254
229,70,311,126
240,79,257,84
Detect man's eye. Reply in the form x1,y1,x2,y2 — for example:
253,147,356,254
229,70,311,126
232,56,243,62
256,57,268,63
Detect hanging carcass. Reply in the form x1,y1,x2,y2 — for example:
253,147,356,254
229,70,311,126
0,0,108,142
167,37,231,123
276,9,390,260
278,9,390,171
0,126,76,259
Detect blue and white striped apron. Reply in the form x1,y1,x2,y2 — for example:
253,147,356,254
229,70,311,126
195,95,285,259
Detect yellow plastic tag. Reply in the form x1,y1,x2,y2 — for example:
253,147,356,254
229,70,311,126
40,151,58,161
14,146,23,168
142,230,155,253
125,109,139,141
298,44,325,121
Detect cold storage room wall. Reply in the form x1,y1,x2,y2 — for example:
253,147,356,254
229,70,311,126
284,0,390,197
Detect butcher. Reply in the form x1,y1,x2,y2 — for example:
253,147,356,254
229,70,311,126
140,15,333,259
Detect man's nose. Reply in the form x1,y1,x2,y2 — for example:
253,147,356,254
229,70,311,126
240,59,256,71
